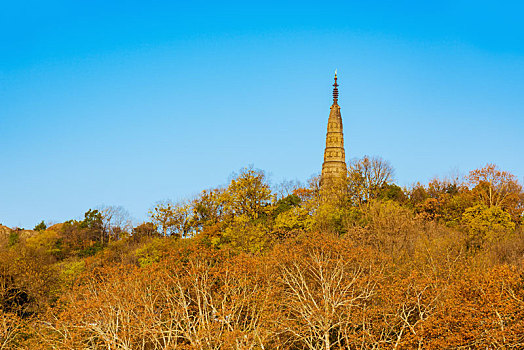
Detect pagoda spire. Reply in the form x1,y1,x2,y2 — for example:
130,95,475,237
321,70,347,185
333,69,339,105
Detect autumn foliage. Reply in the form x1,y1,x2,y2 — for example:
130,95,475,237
1,162,523,349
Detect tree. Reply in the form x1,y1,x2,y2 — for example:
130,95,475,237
33,221,47,232
271,234,380,350
149,201,176,237
149,201,193,238
408,183,429,207
462,204,515,247
191,188,229,231
42,249,272,349
410,178,473,227
57,210,105,255
467,164,523,221
0,311,26,349
80,209,103,230
377,183,407,203
274,207,313,233
98,205,132,242
79,209,104,245
427,177,460,199
274,179,303,200
132,222,159,240
226,167,272,220
273,194,301,216
170,203,193,238
348,156,394,207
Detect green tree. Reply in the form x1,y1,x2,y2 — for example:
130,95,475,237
33,221,47,232
80,209,105,244
377,183,407,203
273,194,301,216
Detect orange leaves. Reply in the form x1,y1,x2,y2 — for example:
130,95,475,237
11,232,524,349
0,311,26,349
422,265,524,348
3,163,524,348
467,163,523,220
39,247,272,349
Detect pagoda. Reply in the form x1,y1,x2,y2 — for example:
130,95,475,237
321,71,347,184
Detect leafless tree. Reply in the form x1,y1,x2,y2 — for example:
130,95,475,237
274,179,303,200
348,156,394,207
275,245,379,350
160,256,271,350
98,205,133,243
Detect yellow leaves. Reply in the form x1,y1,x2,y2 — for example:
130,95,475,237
226,166,272,220
274,206,313,232
57,259,85,286
222,215,271,253
462,204,516,246
135,242,162,267
366,199,414,231
192,187,229,228
149,201,192,237
4,164,524,348
149,167,273,242
25,229,61,257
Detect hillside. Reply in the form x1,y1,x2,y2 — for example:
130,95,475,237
1,161,523,349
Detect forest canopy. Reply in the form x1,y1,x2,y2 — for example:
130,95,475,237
1,160,523,349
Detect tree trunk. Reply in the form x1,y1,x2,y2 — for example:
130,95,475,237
324,329,330,350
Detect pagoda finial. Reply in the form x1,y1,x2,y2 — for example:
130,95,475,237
332,70,339,105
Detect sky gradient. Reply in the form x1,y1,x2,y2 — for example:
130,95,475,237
1,1,523,228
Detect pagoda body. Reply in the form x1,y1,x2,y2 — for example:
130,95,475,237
321,72,347,184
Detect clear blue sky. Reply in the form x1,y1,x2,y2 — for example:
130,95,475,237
1,1,523,228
